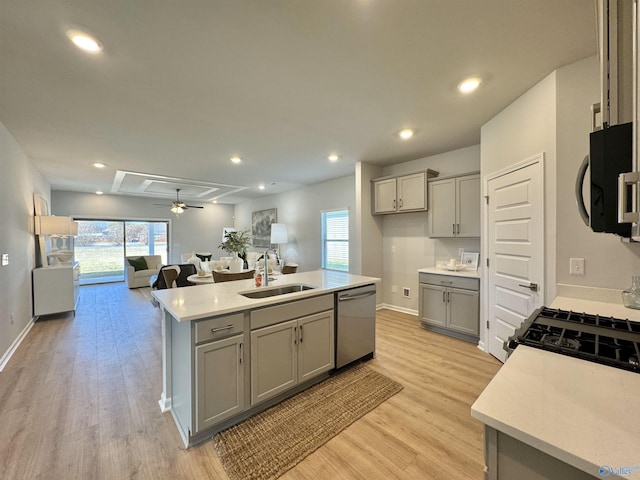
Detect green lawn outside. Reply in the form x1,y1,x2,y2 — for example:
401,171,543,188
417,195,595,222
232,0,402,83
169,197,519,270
75,244,167,279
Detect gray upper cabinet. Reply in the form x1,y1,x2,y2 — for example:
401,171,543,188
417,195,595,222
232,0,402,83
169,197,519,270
429,173,480,238
372,170,439,214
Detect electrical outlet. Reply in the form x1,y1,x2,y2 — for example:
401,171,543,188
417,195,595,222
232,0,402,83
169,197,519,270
1,254,8,266
391,245,396,253
570,257,585,275
391,285,398,293
402,287,410,298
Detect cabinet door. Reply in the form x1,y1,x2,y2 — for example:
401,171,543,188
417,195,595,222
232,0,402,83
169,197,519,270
456,174,480,237
373,178,397,213
397,172,426,211
429,178,456,237
298,311,334,383
251,319,297,405
195,334,244,432
419,284,447,327
447,287,479,336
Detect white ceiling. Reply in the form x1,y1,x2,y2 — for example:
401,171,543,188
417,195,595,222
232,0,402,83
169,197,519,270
0,1,596,204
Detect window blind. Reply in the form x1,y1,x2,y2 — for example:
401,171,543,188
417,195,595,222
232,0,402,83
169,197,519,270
322,210,348,271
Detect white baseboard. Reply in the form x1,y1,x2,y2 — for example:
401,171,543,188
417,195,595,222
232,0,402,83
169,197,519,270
377,303,418,317
0,317,35,372
158,393,172,413
477,341,487,353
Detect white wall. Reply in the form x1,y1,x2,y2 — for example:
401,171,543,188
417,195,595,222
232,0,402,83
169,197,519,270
51,191,235,263
355,162,383,278
380,145,481,312
481,72,558,303
0,121,50,366
556,56,640,289
234,175,355,272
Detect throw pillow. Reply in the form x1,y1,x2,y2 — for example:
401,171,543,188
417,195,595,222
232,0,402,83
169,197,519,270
128,256,148,271
196,253,212,261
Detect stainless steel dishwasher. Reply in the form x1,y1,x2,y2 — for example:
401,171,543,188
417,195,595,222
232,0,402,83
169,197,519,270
335,284,377,369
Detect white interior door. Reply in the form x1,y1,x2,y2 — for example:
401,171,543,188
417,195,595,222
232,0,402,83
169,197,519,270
487,158,544,362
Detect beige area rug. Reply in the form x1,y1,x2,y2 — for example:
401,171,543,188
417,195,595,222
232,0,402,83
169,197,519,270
212,363,403,480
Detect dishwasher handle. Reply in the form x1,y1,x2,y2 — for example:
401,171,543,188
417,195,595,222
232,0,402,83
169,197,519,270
338,290,376,302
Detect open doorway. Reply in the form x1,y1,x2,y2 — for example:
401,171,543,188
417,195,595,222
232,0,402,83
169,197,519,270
74,219,168,285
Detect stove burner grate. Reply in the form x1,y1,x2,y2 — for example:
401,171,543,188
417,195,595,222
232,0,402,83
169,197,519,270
506,306,640,373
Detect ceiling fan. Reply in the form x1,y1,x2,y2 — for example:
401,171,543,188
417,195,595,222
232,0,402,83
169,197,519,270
153,189,204,217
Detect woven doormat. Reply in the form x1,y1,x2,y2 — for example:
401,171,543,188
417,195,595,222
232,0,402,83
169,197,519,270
212,363,403,480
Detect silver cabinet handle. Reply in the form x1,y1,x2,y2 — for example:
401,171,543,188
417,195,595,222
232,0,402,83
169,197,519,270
456,224,460,235
299,325,303,343
452,224,455,235
239,343,243,364
211,325,234,334
440,280,453,284
442,290,446,302
294,326,297,345
399,198,403,208
393,199,396,209
518,283,539,292
447,291,450,302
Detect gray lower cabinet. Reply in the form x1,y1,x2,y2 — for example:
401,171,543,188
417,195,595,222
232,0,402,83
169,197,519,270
484,426,595,480
419,272,479,342
251,309,334,406
195,334,244,432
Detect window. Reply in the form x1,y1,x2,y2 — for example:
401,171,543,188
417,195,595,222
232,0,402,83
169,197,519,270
322,209,349,271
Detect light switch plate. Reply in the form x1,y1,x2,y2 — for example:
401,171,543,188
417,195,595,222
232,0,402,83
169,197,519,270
570,257,584,275
1,254,8,266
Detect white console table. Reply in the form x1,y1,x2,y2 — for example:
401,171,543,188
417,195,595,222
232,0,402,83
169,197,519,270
33,262,80,317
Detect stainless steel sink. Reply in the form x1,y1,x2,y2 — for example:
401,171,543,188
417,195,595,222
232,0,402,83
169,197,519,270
239,284,316,299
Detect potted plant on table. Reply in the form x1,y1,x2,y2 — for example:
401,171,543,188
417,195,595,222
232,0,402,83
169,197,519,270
218,229,252,272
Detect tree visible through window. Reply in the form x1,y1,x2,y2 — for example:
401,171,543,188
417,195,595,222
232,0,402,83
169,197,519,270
322,209,348,271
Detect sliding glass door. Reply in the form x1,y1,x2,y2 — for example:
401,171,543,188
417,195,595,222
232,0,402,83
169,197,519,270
74,219,168,285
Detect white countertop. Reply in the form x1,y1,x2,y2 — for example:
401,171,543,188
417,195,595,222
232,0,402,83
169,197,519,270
152,270,380,322
471,294,640,479
418,266,481,279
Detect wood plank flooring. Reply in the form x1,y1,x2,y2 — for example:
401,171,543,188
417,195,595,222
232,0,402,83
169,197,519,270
0,283,501,479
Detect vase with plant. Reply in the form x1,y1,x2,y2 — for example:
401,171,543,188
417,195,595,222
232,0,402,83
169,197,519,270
219,229,252,272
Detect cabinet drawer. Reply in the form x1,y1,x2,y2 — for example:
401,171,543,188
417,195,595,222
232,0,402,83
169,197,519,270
419,273,479,291
251,294,333,330
195,313,244,344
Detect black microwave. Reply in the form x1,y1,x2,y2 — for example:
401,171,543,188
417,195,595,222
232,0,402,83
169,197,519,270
576,122,632,238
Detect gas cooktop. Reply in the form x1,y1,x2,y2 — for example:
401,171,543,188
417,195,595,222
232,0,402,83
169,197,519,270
505,306,640,373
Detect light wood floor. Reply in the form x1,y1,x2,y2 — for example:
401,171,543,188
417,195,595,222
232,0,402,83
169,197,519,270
0,283,501,479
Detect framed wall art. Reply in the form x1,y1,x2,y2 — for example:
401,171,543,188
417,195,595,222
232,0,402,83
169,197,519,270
252,208,277,247
461,252,480,271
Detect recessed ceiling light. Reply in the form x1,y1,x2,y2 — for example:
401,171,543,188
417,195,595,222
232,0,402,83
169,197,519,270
458,77,482,94
66,29,103,53
398,129,415,140
230,156,242,164
258,184,266,190
328,154,339,162
92,162,106,168
96,191,103,195
212,200,218,204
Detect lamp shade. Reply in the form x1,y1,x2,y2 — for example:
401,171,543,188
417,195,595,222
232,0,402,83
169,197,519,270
69,221,79,236
35,215,72,235
270,223,288,244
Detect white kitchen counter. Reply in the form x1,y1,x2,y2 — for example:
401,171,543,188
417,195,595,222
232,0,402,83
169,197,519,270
418,266,481,279
471,292,640,479
152,270,380,321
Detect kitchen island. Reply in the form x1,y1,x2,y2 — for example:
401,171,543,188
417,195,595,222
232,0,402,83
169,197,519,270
471,289,640,480
152,270,379,447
